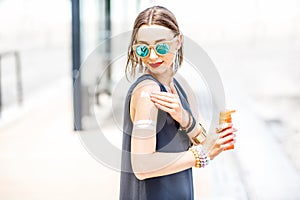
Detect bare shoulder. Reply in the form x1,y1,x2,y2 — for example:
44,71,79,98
132,79,160,99
130,79,160,121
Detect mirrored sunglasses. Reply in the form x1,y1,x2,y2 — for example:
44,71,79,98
132,37,177,58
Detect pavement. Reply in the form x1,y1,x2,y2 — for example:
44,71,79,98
1,42,300,200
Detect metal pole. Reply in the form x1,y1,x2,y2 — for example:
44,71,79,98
15,52,23,105
72,0,82,130
105,0,111,86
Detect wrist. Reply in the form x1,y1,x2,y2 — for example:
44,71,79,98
191,123,207,145
188,148,197,167
180,110,190,128
189,148,200,168
178,113,196,135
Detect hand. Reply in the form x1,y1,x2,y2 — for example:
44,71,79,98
150,82,189,127
208,123,237,160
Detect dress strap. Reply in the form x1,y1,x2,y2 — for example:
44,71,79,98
135,74,168,92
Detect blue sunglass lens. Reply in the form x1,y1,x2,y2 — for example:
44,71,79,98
156,43,169,55
136,45,149,57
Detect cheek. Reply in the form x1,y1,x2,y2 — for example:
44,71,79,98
163,54,175,65
140,57,148,65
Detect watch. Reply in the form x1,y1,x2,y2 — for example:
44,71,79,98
192,123,207,144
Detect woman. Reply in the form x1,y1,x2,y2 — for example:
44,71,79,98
120,6,237,200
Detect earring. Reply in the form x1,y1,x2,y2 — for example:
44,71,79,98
173,51,179,74
138,59,144,73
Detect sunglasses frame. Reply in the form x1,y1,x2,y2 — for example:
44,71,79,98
132,36,178,58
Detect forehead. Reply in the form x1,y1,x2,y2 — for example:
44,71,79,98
136,25,174,43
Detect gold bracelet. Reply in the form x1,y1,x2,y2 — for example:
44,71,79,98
192,123,207,144
189,148,200,168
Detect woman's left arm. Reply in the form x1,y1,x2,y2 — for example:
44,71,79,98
150,82,203,145
150,80,238,160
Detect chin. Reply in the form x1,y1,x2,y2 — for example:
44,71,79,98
148,65,172,75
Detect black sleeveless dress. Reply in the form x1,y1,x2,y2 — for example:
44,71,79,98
119,74,194,200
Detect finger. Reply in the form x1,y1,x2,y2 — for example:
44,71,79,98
218,133,236,145
151,97,177,109
150,94,177,103
220,139,236,149
220,128,237,137
219,128,237,138
151,91,176,98
153,102,173,113
170,82,178,95
216,123,233,133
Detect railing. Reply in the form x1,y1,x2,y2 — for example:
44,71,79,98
0,51,23,117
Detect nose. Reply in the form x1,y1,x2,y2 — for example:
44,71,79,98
149,47,158,59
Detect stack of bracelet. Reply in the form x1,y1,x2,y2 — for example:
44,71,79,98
178,114,196,135
189,145,210,168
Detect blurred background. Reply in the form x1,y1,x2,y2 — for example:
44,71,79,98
0,0,300,199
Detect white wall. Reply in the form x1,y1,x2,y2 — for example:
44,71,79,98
113,0,300,45
0,0,71,50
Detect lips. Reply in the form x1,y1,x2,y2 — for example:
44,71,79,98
149,61,163,68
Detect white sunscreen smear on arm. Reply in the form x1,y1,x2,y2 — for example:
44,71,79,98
132,120,156,139
140,91,150,99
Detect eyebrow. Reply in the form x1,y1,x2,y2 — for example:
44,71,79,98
137,38,169,44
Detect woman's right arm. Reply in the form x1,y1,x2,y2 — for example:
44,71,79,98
130,81,195,180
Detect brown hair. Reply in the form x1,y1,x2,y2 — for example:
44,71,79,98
125,6,183,79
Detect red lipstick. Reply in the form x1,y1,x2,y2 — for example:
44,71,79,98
149,61,163,68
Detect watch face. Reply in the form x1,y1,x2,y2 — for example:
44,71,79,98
193,137,201,145
193,130,207,144
193,127,206,144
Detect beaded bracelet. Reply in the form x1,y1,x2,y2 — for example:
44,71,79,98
189,148,200,168
189,146,210,168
